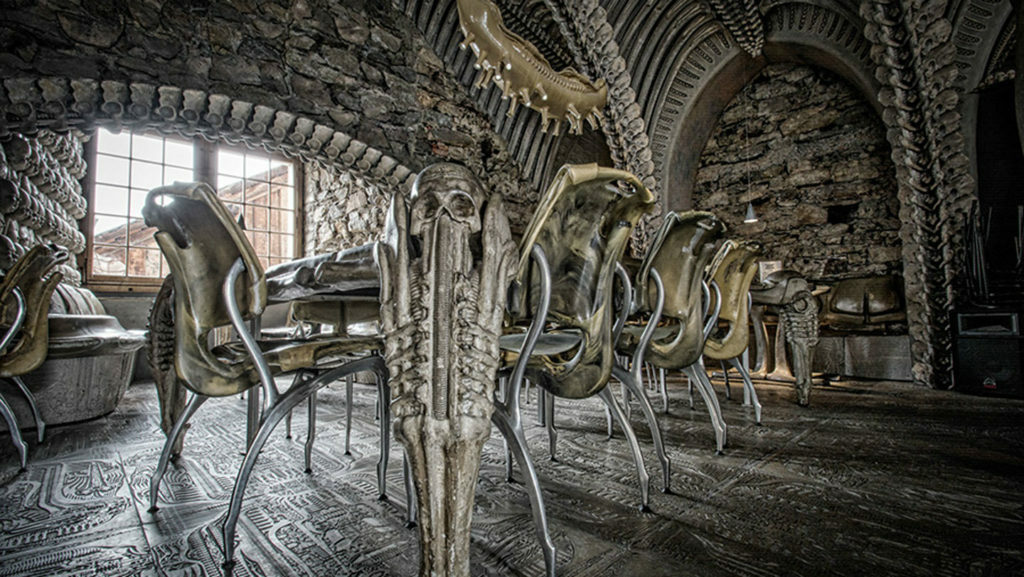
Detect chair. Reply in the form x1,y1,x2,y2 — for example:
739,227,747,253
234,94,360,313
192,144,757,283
141,182,388,571
616,211,728,453
495,163,656,576
0,243,68,468
703,240,763,423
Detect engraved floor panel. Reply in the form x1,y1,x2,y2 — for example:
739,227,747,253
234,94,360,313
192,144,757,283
1,376,1023,576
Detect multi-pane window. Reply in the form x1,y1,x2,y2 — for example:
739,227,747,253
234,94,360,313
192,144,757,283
216,151,297,269
87,129,300,290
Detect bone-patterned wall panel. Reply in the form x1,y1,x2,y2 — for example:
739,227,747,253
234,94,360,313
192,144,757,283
0,130,88,285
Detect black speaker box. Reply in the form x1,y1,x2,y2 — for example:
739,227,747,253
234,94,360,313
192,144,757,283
953,310,1024,397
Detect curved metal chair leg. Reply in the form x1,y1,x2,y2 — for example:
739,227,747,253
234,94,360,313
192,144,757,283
604,403,613,439
687,376,695,410
491,405,557,577
344,374,353,456
728,357,762,424
11,377,44,443
376,376,391,501
683,365,727,454
696,358,728,445
223,363,353,571
720,360,732,400
741,350,752,406
658,368,668,413
497,377,514,482
613,366,671,494
284,372,304,440
622,380,632,420
304,389,317,474
537,385,546,426
0,391,27,470
597,387,651,510
245,388,259,449
150,393,208,512
403,451,417,528
544,391,557,461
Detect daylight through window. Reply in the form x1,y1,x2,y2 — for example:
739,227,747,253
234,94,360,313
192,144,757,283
87,129,300,288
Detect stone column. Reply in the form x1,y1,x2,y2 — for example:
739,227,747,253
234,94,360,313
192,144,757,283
377,163,515,577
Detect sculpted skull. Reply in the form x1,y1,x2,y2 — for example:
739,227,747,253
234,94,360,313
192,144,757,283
409,163,485,238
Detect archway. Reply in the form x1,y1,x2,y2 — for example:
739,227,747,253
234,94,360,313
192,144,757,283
692,63,901,284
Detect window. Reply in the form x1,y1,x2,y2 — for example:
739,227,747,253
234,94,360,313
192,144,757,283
216,150,297,269
86,129,302,290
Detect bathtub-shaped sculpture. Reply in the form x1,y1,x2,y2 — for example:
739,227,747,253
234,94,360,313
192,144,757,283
12,286,146,426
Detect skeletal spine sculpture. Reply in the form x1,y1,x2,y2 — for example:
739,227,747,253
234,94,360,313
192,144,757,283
455,0,607,135
377,163,515,577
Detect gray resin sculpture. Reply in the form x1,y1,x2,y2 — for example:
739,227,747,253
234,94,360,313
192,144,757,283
749,270,820,406
377,163,516,577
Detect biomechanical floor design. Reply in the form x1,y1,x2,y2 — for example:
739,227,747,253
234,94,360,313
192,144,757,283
1,374,1023,577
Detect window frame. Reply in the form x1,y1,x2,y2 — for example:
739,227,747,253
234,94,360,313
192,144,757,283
82,131,304,293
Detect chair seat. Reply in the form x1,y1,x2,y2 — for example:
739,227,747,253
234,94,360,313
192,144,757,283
615,324,679,355
499,330,581,357
213,334,383,375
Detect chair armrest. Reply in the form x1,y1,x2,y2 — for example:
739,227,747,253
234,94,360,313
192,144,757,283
224,257,279,410
0,287,27,355
612,262,633,347
501,244,551,418
630,268,665,369
703,280,722,342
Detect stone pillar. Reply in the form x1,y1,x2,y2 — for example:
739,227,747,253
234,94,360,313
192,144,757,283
377,163,515,577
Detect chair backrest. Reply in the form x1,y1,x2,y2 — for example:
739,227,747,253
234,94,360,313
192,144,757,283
635,211,725,370
0,243,68,377
513,163,654,398
142,181,267,397
704,240,762,360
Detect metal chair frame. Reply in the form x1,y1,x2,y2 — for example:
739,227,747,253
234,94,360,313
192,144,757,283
143,183,389,572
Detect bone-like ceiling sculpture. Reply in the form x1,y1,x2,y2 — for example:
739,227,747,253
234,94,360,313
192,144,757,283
455,0,607,135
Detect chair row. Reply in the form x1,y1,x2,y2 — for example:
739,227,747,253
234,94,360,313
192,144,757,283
496,164,768,576
137,163,766,576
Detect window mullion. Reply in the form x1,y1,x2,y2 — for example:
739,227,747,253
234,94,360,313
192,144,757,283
195,139,217,185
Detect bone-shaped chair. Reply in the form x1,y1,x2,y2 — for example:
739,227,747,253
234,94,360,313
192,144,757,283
0,243,69,468
704,240,763,423
496,163,656,576
616,211,728,453
142,182,388,571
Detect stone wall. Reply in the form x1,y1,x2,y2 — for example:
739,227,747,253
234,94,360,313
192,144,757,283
304,164,386,254
1,0,536,253
693,64,901,283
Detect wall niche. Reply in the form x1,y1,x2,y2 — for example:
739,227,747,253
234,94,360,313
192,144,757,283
693,63,901,283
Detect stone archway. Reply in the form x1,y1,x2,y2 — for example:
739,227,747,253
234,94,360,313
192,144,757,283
693,62,902,284
645,1,976,387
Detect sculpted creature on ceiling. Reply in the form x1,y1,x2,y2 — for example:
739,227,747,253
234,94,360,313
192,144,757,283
454,0,608,134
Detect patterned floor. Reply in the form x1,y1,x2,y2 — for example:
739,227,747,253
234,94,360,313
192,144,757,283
1,374,1023,577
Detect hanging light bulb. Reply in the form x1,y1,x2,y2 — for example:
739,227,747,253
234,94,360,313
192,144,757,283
744,201,758,223
741,120,758,224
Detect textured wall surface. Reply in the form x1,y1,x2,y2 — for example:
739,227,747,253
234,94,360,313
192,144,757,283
0,130,87,285
304,164,387,254
0,0,534,252
694,64,901,282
